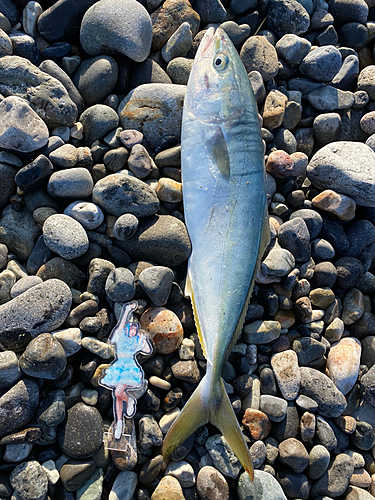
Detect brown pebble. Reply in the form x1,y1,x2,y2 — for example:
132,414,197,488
140,306,183,354
266,150,293,179
156,178,182,203
242,409,271,440
350,468,372,488
300,411,316,442
273,309,295,328
263,90,288,130
335,415,357,434
312,189,356,221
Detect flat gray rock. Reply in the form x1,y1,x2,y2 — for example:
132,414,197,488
92,173,160,217
0,96,49,152
307,141,375,207
308,85,355,111
0,279,72,351
80,0,152,62
118,83,186,148
0,55,78,127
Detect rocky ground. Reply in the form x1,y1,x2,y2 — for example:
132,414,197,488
1,0,375,499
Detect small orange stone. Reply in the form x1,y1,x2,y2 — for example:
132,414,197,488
140,306,183,355
334,415,357,434
242,409,271,440
312,189,356,221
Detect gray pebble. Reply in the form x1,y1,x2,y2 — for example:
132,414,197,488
92,173,160,217
166,56,193,85
238,470,287,500
43,214,89,260
127,144,152,178
313,112,342,144
240,35,279,82
113,214,139,240
64,201,104,230
308,444,331,479
310,453,354,497
138,414,163,450
37,389,66,427
80,104,119,147
0,96,49,153
275,34,311,66
80,0,152,62
249,440,267,468
260,395,288,422
19,333,67,380
0,278,71,351
0,350,21,388
261,247,295,276
161,22,192,63
300,45,342,82
205,435,241,479
47,168,94,200
138,266,174,306
105,267,135,302
308,85,354,112
267,0,310,37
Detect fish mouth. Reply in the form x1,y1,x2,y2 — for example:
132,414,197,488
198,27,226,58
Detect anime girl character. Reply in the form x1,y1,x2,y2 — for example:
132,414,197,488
100,300,152,440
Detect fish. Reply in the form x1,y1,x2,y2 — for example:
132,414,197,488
161,27,269,479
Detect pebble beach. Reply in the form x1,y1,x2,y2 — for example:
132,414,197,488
1,0,375,499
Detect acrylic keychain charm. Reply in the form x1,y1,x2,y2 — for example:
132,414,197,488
99,300,152,450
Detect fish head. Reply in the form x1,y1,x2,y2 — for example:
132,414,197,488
184,27,251,123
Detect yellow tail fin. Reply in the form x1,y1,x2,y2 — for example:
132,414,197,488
161,374,254,480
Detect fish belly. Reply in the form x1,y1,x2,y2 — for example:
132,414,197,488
182,114,267,366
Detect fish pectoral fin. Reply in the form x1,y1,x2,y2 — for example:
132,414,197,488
210,379,254,480
207,125,230,180
162,377,209,466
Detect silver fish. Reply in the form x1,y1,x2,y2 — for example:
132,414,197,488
162,27,269,478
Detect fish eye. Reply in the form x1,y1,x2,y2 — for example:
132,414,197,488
213,53,228,71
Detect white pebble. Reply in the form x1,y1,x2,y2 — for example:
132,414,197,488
159,408,180,434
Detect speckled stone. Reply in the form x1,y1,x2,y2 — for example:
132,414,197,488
10,461,48,500
271,350,300,400
0,379,39,438
140,307,183,354
326,337,361,395
43,214,89,260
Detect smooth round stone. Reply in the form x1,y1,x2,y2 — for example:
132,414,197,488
64,201,104,230
48,144,78,169
127,144,152,178
105,267,135,302
278,218,310,262
279,438,309,473
0,26,12,56
15,154,53,194
47,168,94,200
80,0,152,62
60,458,96,492
138,414,163,450
140,306,183,354
171,358,200,384
308,142,375,207
360,111,375,135
342,288,364,324
238,470,287,500
166,461,195,488
313,112,342,145
72,55,118,106
299,367,347,417
345,485,375,500
10,461,48,500
43,214,89,260
310,238,335,260
138,266,174,306
0,350,21,389
58,402,103,458
312,190,356,221
311,453,354,497
118,83,186,149
0,279,71,352
240,35,278,81
156,177,182,203
308,86,355,112
119,129,143,149
329,0,368,27
92,173,159,218
358,66,375,100
300,45,342,82
0,379,39,439
249,440,267,468
80,104,119,147
260,395,288,422
271,350,300,400
161,21,192,63
116,214,191,266
261,248,295,277
267,0,310,37
244,320,281,344
351,421,375,450
266,150,293,179
108,471,137,500
0,96,49,153
19,333,67,380
338,22,368,50
308,444,330,479
37,389,66,427
263,90,288,130
277,470,310,499
193,0,227,22
289,209,323,239
197,465,229,500
9,276,42,300
151,475,185,500
113,214,139,241
275,34,311,66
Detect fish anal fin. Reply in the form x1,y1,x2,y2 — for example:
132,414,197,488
162,377,209,466
207,125,230,180
185,269,207,359
210,379,254,480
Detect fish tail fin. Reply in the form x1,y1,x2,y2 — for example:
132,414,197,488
210,378,254,480
162,372,254,480
161,374,210,465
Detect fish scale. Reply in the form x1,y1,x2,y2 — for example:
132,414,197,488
162,27,269,479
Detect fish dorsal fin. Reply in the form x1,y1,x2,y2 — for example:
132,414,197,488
207,125,230,180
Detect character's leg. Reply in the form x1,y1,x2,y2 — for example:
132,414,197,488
114,384,127,439
125,393,137,417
